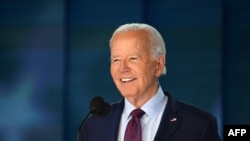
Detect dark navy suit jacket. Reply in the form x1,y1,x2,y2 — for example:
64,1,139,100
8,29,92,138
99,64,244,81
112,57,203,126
79,92,221,141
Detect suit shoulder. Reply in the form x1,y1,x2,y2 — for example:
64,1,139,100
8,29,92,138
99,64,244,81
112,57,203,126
176,100,217,121
109,100,123,111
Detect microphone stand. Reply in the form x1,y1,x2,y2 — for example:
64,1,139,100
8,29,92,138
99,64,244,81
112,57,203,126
76,96,110,141
77,111,94,141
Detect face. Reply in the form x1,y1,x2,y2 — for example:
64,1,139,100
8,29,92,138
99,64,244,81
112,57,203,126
110,30,165,103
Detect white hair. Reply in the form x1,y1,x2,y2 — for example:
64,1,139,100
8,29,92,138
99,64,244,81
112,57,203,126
109,23,167,75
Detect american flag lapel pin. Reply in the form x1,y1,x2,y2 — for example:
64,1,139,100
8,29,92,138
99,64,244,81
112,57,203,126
170,118,177,122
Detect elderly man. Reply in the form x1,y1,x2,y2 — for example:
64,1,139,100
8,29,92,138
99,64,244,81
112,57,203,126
78,23,221,141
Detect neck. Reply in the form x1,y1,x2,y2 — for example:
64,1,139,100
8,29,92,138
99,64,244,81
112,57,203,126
126,84,159,108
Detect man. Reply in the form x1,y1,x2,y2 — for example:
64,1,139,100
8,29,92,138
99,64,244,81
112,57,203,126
79,23,221,141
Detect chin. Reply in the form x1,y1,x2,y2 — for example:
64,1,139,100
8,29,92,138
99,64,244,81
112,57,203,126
120,92,137,98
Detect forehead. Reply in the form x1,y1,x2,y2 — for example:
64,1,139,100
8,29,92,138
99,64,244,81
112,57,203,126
110,30,153,59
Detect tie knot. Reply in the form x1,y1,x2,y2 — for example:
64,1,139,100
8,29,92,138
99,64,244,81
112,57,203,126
130,108,145,118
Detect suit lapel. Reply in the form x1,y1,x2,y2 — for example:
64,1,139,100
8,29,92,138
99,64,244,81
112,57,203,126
107,99,124,141
154,92,182,141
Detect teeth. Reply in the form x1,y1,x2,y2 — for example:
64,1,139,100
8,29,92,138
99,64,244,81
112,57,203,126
121,78,133,82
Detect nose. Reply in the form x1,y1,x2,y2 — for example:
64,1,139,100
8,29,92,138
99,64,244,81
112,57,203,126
120,60,130,73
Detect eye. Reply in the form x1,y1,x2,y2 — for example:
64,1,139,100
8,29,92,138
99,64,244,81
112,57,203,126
129,57,138,61
111,58,121,63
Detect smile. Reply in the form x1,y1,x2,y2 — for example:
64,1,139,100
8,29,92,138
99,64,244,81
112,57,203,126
121,78,136,83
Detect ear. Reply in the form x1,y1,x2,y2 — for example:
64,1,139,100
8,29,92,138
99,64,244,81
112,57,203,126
155,55,165,77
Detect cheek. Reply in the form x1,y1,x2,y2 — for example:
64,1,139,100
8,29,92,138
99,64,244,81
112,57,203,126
110,69,115,79
143,64,158,78
110,66,118,78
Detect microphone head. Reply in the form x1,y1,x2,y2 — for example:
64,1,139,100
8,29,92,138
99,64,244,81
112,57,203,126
89,96,110,117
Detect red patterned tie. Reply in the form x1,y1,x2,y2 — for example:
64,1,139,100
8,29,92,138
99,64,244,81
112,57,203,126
124,108,145,141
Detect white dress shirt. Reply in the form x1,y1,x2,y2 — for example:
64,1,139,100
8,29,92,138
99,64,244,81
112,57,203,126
117,86,168,141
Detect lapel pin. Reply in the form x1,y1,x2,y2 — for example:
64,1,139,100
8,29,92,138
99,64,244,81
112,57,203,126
170,118,177,122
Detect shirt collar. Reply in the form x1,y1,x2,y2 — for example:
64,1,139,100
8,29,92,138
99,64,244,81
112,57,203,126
124,86,166,121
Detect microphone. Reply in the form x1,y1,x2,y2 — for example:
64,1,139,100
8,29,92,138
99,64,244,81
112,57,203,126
89,96,110,118
77,96,110,141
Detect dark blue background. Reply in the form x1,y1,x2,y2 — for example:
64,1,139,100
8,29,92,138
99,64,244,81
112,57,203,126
0,0,249,141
